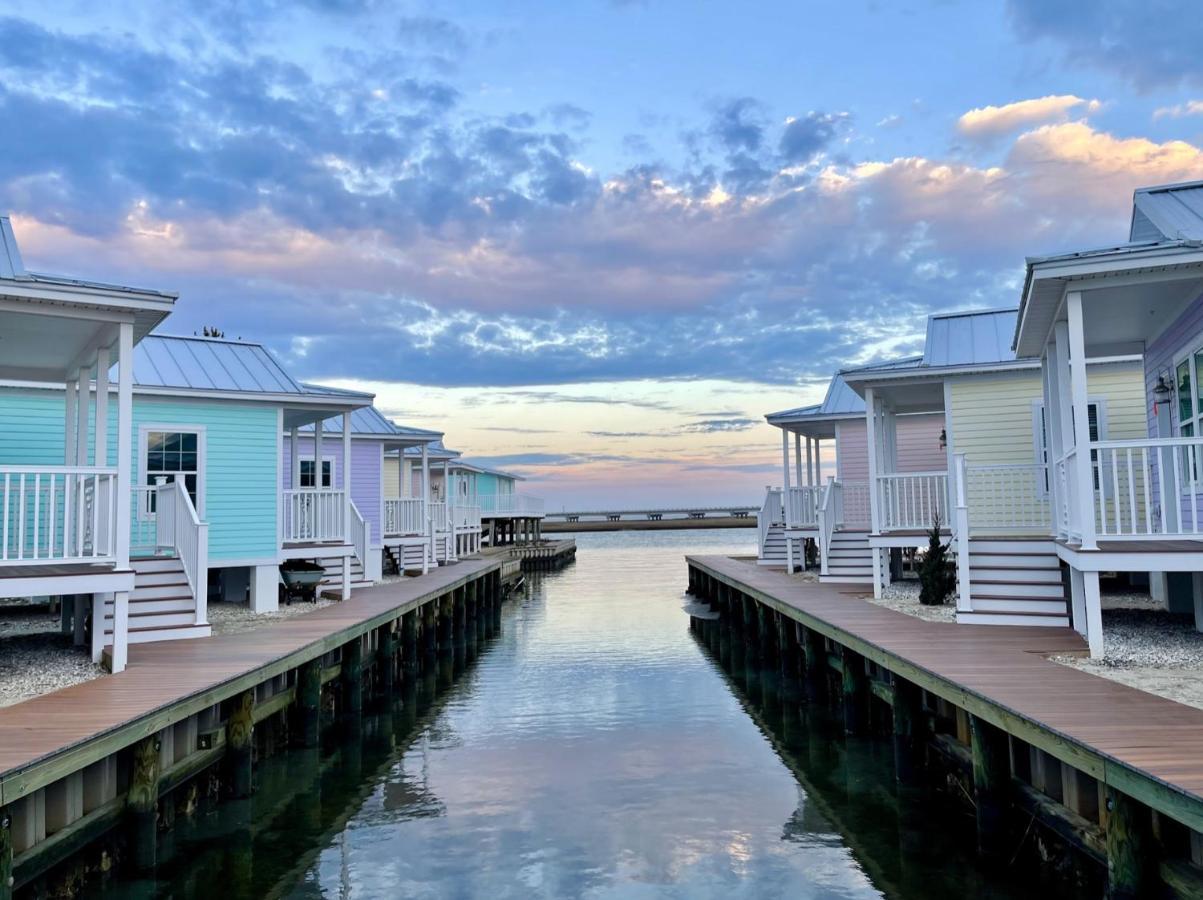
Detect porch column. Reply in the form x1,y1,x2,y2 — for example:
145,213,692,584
806,437,815,487
1066,292,1097,550
422,444,433,569
865,388,880,534
794,433,803,488
342,411,352,600
781,429,795,572
95,347,109,467
75,364,89,466
115,322,133,571
289,427,300,489
447,466,457,561
1042,341,1063,538
315,420,325,489
64,375,77,464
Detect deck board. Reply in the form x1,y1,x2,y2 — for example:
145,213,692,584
0,558,498,797
689,555,1203,826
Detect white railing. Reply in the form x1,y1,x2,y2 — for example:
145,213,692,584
384,497,425,535
0,466,120,565
478,494,546,517
130,478,208,623
838,481,871,528
453,504,481,531
1085,437,1203,539
963,463,1052,533
1055,448,1079,540
757,488,783,556
349,501,369,570
817,478,840,576
876,471,949,532
783,485,820,529
283,489,347,543
429,501,448,534
952,455,971,612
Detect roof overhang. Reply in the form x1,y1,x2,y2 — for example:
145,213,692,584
1015,244,1203,358
764,410,861,439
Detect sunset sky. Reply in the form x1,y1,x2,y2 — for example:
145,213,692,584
3,1,1203,508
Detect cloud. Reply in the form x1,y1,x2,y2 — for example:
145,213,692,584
680,417,759,433
779,112,848,163
956,95,1100,139
1154,101,1203,120
1006,0,1203,90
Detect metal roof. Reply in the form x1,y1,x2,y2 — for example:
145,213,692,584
130,334,310,394
923,308,1017,366
0,217,25,279
1131,181,1203,243
401,441,461,460
767,359,924,423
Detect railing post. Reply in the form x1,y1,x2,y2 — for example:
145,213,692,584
195,521,209,626
954,454,971,613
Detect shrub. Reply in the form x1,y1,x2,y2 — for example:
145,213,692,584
918,511,956,606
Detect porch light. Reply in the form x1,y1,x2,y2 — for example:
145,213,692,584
938,428,947,450
1153,373,1173,402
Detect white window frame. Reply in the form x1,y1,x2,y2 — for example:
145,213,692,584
138,424,207,517
1032,398,1109,496
298,455,337,489
1171,340,1203,439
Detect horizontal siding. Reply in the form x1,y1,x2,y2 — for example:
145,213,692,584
383,456,400,498
1145,290,1203,439
897,413,945,471
836,420,868,482
1088,361,1146,441
948,372,1042,466
0,388,279,563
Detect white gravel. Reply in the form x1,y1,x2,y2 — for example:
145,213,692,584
863,580,957,623
0,602,104,708
207,597,339,635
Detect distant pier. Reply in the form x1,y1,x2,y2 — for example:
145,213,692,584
543,507,756,532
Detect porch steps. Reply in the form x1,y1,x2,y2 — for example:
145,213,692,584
758,524,790,566
317,555,373,597
101,556,210,645
958,537,1069,627
820,530,874,584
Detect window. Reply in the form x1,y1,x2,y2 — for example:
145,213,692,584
1172,347,1203,439
1033,401,1107,491
299,459,333,488
143,429,202,510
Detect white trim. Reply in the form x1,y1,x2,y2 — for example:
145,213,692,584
208,556,279,569
137,423,207,518
297,455,336,488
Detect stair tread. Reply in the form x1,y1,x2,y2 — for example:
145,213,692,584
970,594,1067,603
959,609,1068,618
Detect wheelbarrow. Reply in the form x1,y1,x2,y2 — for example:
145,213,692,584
279,560,325,605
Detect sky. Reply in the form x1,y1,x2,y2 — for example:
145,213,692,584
2,1,1203,509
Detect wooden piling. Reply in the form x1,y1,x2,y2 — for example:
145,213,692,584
1106,787,1154,899
970,714,1011,865
343,636,364,716
891,675,922,784
379,621,397,694
840,648,867,735
401,610,418,671
802,626,825,700
298,659,322,748
1,806,13,900
128,736,160,871
227,691,254,800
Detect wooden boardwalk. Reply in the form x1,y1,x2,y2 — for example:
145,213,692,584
0,557,499,804
689,555,1203,831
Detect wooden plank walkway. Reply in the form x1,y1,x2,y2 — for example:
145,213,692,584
0,557,499,804
690,555,1203,831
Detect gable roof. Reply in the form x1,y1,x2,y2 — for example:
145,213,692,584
766,358,924,424
1131,181,1203,243
132,334,311,394
923,308,1017,367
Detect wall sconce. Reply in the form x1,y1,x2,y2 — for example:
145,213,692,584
938,428,947,451
1153,372,1173,403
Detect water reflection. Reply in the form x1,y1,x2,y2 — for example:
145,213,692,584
80,531,1049,898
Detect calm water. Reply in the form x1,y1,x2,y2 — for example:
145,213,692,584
85,529,1033,898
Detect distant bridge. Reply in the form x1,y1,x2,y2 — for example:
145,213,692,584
542,506,758,531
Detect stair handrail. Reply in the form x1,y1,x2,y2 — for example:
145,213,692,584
817,476,839,577
349,500,369,571
757,486,780,560
953,453,971,613
168,478,209,626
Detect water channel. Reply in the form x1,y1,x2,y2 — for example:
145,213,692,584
78,529,1045,898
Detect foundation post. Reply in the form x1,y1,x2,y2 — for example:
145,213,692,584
380,621,397,694
128,735,161,871
1106,787,1153,899
969,714,1011,864
343,636,364,716
227,691,255,799
840,648,867,735
802,627,825,700
299,659,322,747
402,610,418,671
890,676,923,783
0,805,9,900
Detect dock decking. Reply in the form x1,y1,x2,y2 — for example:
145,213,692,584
688,555,1203,833
0,557,500,805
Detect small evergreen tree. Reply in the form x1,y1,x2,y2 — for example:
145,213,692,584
918,511,956,605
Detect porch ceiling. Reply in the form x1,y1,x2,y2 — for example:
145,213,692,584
861,377,944,414
0,307,119,381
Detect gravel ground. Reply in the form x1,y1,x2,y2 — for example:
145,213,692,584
1052,601,1203,711
863,580,956,623
0,604,105,708
208,597,338,635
